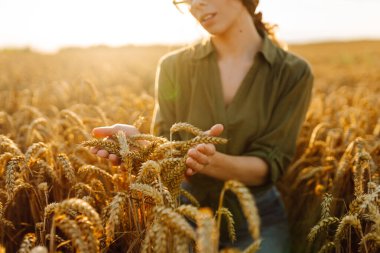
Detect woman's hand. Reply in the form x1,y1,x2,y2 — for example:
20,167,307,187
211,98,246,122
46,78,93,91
90,124,140,165
185,124,224,176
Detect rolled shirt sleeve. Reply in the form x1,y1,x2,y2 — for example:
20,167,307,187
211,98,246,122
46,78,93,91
243,62,314,184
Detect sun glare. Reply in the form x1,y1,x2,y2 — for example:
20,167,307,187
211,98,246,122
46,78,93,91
0,0,379,52
0,0,205,52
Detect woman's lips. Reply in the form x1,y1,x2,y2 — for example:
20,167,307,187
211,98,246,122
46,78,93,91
200,13,216,25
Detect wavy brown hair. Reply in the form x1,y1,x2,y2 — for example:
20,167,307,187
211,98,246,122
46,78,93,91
242,0,287,49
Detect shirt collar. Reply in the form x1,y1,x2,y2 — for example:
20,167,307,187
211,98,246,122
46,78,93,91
192,30,277,66
191,37,214,60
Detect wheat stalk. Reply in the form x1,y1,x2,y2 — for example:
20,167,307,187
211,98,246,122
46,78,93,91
219,180,260,241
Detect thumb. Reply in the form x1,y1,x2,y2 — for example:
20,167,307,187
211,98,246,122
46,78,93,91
206,124,224,137
92,124,140,138
92,126,117,138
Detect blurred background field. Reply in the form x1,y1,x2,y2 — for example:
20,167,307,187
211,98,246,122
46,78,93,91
1,39,379,112
0,40,379,252
1,40,379,137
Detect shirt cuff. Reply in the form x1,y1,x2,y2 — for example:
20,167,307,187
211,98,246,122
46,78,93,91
243,146,289,184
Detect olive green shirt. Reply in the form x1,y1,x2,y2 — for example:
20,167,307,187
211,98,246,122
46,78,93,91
152,32,313,232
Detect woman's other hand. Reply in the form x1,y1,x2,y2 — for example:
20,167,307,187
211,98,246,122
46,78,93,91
90,124,140,165
185,124,224,176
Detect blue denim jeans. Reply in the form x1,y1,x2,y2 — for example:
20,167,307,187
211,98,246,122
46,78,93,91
219,186,290,253
182,184,290,253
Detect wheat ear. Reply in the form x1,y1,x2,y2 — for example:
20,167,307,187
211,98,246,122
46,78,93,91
307,217,340,244
195,208,218,253
170,122,206,138
180,188,200,208
219,180,260,241
56,198,103,236
75,214,99,253
243,239,262,253
54,214,88,252
56,153,76,184
18,233,37,253
216,207,236,243
317,241,335,253
105,192,128,246
155,206,196,240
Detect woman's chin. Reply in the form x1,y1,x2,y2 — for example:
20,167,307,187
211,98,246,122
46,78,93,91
202,27,223,37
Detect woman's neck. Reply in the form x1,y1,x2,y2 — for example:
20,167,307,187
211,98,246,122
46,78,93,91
211,14,263,62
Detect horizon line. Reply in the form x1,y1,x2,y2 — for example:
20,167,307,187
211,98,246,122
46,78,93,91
1,36,379,54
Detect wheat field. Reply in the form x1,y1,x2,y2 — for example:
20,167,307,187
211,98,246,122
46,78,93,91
0,40,379,253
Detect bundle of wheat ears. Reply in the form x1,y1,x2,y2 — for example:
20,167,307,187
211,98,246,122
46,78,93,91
0,122,261,253
278,86,380,253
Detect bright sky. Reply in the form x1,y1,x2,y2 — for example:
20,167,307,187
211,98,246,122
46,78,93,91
0,0,379,52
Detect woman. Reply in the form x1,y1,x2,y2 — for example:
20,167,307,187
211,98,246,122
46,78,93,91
92,0,313,252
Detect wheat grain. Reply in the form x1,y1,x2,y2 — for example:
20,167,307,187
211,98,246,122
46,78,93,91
222,180,260,241
173,233,190,253
56,153,76,184
78,165,114,187
59,109,85,129
321,193,333,219
25,117,48,147
136,160,161,184
176,204,199,221
170,122,206,139
0,152,14,175
243,239,262,253
56,198,103,236
152,220,169,253
195,208,218,253
25,142,48,164
359,232,380,253
54,214,89,252
180,188,200,208
105,192,128,246
130,183,164,206
307,217,340,244
155,206,196,240
217,207,236,243
334,214,362,244
75,214,99,253
0,135,22,156
18,233,37,253
30,246,48,253
81,139,120,157
5,156,24,198
181,136,228,153
317,241,335,253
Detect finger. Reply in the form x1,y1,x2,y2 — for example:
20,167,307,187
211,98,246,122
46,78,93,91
112,124,140,135
204,124,224,136
188,148,209,165
109,154,121,165
92,126,117,138
92,124,140,138
186,157,204,173
90,147,99,154
186,168,196,176
96,149,109,158
196,144,215,156
209,124,224,136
